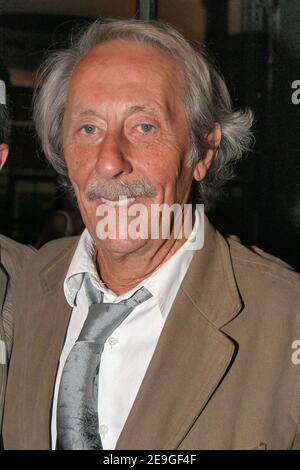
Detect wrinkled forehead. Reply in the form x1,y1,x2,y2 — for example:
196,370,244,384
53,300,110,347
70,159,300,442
68,39,186,100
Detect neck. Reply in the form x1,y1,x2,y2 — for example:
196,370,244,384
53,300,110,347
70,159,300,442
96,234,188,296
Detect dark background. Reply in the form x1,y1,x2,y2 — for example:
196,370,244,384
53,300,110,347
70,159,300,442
0,0,299,269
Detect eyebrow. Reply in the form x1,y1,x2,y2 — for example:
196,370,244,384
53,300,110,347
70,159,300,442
127,105,150,114
127,104,166,117
69,103,174,128
73,108,102,118
73,104,162,119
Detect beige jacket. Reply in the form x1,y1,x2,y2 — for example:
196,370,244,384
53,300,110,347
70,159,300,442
0,235,34,430
3,220,300,449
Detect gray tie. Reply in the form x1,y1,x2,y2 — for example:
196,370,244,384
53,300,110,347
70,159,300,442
57,276,152,450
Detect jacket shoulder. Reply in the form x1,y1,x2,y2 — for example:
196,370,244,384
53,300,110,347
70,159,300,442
38,235,80,257
0,235,35,276
29,235,80,272
228,238,299,289
0,234,35,258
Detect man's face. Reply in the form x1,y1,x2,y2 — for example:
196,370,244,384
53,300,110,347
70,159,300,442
63,40,196,256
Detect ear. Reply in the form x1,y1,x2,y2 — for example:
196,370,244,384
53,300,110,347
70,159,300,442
193,123,222,182
0,143,8,170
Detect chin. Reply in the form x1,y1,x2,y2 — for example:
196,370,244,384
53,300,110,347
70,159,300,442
96,237,149,257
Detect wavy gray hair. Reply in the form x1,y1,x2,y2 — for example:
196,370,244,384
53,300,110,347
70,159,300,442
33,18,254,208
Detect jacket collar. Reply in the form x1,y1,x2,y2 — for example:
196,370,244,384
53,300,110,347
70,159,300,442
39,238,80,294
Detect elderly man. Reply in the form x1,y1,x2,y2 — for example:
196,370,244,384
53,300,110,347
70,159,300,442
3,19,300,450
0,80,34,434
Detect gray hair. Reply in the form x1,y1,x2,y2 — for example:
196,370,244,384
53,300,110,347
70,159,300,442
33,18,254,208
0,103,10,144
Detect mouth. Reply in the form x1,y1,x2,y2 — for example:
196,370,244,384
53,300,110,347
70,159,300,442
100,196,137,207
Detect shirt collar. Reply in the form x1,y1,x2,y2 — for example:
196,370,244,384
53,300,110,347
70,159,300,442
63,229,99,307
64,206,203,318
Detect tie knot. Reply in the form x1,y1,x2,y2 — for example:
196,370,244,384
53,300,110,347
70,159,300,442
77,276,152,344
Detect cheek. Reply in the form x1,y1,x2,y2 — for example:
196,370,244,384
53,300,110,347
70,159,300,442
64,142,94,189
143,141,192,199
140,137,183,176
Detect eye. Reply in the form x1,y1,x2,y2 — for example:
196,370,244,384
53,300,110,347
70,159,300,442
136,123,155,134
81,124,96,135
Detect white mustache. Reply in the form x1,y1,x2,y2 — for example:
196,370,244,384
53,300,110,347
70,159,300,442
85,178,157,201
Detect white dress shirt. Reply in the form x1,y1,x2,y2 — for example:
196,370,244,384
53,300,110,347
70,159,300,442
51,207,203,449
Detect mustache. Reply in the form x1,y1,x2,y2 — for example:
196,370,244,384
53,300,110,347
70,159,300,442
85,178,157,201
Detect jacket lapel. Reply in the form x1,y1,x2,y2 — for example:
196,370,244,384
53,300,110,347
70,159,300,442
22,239,77,448
116,219,242,449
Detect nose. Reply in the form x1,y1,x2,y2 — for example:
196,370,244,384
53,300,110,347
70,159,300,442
95,130,132,179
